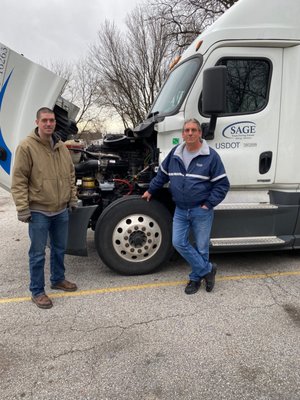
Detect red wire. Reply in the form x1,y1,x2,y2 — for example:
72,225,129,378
112,179,133,195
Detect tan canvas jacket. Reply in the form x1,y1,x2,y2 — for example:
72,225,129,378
11,129,77,212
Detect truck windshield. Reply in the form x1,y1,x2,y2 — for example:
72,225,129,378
150,56,202,116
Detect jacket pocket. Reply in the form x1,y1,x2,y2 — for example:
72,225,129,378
59,176,72,204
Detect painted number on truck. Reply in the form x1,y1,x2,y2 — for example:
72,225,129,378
0,47,12,175
0,47,8,76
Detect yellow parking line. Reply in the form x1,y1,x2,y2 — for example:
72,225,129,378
0,270,299,305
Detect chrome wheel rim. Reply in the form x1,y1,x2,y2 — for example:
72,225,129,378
112,213,162,262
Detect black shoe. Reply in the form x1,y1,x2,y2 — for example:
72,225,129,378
204,264,217,292
185,280,201,295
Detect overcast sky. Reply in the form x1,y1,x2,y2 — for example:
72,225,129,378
1,0,142,64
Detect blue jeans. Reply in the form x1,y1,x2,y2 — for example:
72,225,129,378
172,206,214,282
28,209,69,296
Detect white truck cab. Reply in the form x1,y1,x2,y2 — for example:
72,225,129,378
148,0,300,252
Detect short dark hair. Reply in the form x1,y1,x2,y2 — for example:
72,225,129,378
36,107,54,119
183,118,202,132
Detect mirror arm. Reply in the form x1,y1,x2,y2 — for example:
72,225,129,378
202,115,217,140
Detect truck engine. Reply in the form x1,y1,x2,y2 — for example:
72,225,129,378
67,131,159,228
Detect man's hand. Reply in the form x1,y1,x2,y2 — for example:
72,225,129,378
142,191,152,202
68,201,78,212
17,209,32,223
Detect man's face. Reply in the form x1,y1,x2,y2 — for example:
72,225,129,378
182,122,202,146
36,112,56,137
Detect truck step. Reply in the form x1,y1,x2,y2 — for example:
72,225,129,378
216,203,278,210
210,236,285,247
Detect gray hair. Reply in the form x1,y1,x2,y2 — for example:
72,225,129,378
183,118,202,132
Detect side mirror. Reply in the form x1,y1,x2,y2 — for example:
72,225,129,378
202,66,227,114
202,66,227,140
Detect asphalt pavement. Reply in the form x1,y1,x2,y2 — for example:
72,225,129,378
0,187,299,400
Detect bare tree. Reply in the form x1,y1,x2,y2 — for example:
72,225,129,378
89,5,173,128
43,59,74,100
45,59,103,132
70,58,102,129
149,0,239,53
48,0,238,132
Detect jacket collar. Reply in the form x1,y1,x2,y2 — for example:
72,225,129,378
29,129,62,148
174,139,210,159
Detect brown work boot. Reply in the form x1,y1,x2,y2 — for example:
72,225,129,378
31,294,53,309
51,279,77,292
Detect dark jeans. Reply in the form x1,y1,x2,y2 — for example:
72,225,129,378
28,209,69,296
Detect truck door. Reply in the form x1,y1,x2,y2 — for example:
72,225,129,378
185,47,283,187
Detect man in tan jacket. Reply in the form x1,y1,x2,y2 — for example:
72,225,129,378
11,107,78,309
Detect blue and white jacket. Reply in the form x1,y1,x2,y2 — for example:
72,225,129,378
148,140,230,209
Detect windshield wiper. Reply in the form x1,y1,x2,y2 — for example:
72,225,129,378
147,111,159,120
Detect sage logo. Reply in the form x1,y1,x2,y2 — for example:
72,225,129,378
222,121,256,139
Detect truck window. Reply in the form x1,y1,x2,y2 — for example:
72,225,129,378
201,58,271,115
150,55,202,117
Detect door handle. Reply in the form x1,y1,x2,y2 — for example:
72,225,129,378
259,151,272,174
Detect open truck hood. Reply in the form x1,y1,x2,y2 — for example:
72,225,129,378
0,43,66,192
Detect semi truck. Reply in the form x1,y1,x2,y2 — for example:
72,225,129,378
1,0,300,275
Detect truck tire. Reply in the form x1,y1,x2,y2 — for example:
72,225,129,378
94,195,173,275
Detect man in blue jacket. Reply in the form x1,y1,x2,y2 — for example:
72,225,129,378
142,118,230,294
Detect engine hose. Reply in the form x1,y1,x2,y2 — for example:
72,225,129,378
75,159,100,174
113,179,134,195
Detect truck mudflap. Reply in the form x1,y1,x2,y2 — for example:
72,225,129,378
66,205,97,256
